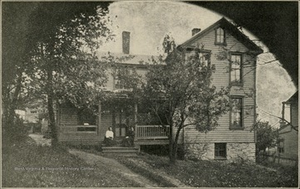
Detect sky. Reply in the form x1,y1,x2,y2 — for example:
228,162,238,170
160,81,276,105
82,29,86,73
101,1,222,55
100,1,297,128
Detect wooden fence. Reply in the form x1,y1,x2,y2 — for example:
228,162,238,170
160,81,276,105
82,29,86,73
257,153,298,167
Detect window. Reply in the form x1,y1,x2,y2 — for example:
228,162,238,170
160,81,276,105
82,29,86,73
114,68,129,89
215,28,225,44
199,52,210,67
215,143,227,159
77,108,97,125
278,138,284,153
231,97,243,129
230,54,242,84
115,76,125,89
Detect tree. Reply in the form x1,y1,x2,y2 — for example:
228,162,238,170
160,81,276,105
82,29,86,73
30,3,113,144
2,3,38,127
254,121,278,152
3,2,113,144
141,35,230,163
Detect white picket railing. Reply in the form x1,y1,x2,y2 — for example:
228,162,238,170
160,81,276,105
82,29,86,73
135,125,169,140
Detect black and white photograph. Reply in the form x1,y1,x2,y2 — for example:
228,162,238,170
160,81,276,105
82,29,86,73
2,1,298,187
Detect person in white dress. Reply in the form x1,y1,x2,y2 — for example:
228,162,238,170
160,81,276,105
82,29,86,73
104,126,115,146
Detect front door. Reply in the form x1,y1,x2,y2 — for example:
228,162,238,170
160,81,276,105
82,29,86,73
99,100,135,140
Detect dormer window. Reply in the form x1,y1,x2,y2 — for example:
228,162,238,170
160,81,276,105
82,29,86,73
215,27,225,45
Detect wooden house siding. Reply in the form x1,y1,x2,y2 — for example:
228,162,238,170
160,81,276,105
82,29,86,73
278,92,298,160
184,128,254,143
291,103,298,127
57,19,260,150
57,105,102,144
103,66,148,91
184,27,256,144
59,107,78,125
105,69,114,90
278,128,298,159
190,28,255,88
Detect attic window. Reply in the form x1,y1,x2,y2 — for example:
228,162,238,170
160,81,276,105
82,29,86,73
215,28,225,45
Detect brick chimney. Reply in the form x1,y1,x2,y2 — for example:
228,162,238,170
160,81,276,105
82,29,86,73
192,28,201,36
122,31,130,54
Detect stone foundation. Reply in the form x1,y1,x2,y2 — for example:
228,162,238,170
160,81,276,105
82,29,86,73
185,142,256,162
185,143,214,160
227,143,256,162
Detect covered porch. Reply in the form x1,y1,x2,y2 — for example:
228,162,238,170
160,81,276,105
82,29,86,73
57,97,170,145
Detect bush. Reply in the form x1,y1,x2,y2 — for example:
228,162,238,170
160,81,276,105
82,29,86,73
3,116,29,146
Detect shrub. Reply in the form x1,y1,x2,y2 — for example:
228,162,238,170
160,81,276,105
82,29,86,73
3,115,28,146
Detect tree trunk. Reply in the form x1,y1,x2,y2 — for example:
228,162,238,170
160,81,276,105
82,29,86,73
47,67,57,145
169,143,176,164
48,96,57,144
173,142,178,161
43,42,58,146
169,124,183,164
4,71,23,126
169,122,176,164
2,86,10,122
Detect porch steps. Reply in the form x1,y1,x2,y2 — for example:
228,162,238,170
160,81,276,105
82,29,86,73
102,146,139,155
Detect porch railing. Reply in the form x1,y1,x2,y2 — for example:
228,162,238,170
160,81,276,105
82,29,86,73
135,125,169,140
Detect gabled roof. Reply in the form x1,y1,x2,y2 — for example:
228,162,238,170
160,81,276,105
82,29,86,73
278,123,298,133
179,17,263,54
285,91,298,104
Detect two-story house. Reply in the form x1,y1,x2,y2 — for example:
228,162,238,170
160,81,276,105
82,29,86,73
178,18,262,162
277,91,298,162
57,31,163,145
57,18,263,162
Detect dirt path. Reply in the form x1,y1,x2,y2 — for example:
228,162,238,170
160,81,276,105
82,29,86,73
28,134,186,187
68,149,159,187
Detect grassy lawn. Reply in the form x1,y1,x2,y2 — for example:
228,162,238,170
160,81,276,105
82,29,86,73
2,137,140,187
114,153,298,187
3,136,297,187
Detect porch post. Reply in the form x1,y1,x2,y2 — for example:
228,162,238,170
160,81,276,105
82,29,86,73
112,108,116,135
134,101,138,140
56,103,60,141
98,101,101,136
119,108,122,136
